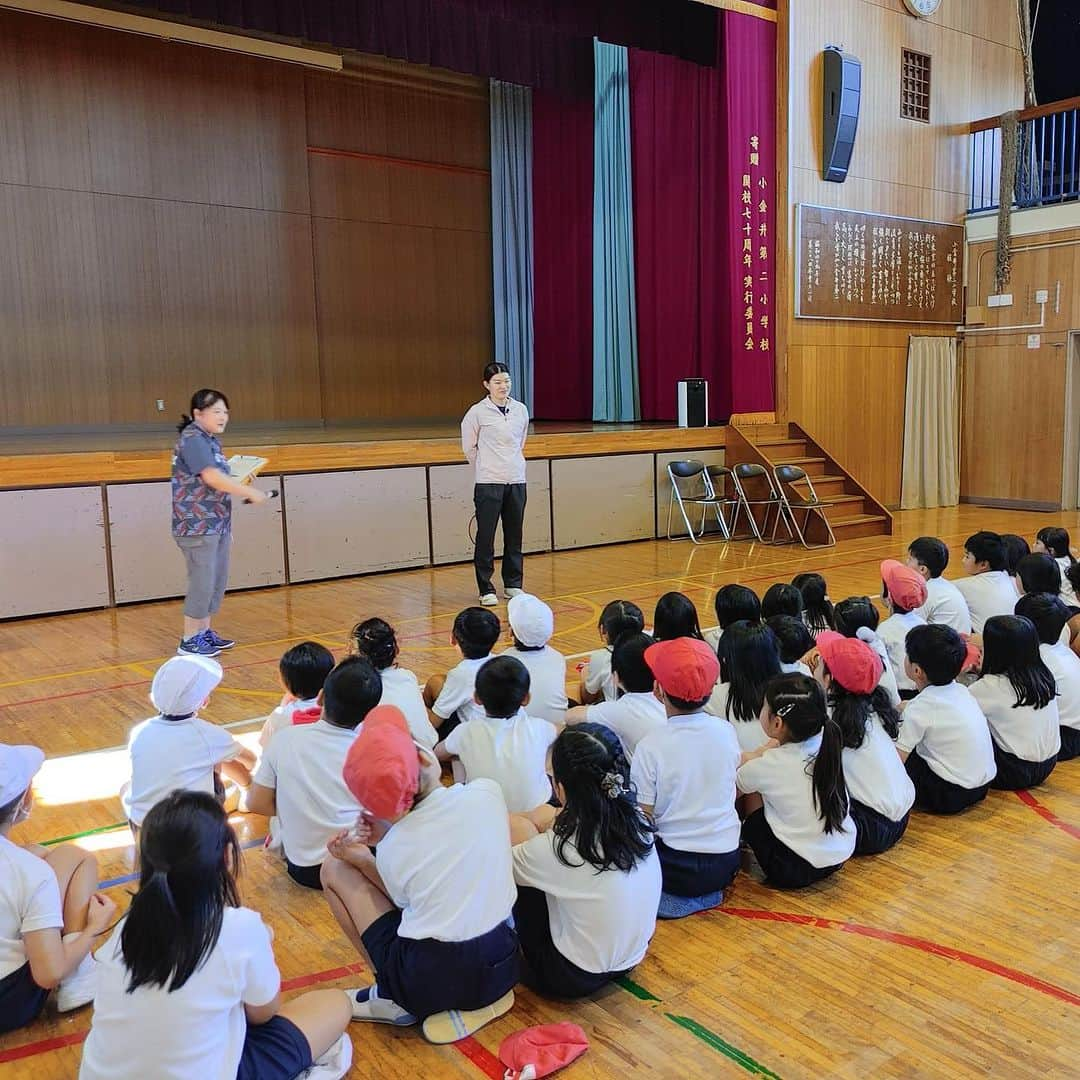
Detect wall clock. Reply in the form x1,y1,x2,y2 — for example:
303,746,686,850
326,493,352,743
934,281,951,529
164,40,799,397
903,0,941,16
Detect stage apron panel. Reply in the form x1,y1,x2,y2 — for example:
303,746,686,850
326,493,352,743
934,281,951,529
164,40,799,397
551,453,655,550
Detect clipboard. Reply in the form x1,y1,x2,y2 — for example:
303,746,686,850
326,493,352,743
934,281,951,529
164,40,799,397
227,455,269,484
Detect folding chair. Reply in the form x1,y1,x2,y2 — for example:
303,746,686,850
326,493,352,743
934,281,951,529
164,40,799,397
729,463,789,544
665,461,734,543
773,465,837,548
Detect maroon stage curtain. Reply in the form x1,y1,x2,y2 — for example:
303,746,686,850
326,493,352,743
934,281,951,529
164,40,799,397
532,89,593,420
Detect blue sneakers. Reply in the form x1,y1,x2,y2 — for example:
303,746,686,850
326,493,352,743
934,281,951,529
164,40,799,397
205,629,236,650
177,631,222,657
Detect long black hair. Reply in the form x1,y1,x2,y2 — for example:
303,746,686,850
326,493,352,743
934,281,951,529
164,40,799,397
792,573,834,634
1016,554,1061,597
550,724,655,873
764,675,848,834
598,600,645,644
980,615,1057,710
176,388,229,434
1037,526,1076,564
350,617,399,671
713,584,760,630
652,592,704,642
717,621,782,722
833,596,879,637
121,791,242,993
823,672,900,746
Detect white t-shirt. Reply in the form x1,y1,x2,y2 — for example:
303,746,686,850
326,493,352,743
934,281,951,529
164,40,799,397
377,779,516,942
258,696,319,750
0,837,63,980
444,714,556,813
704,683,769,751
841,715,915,822
378,667,438,748
586,692,667,756
918,577,973,635
512,831,661,974
584,648,617,701
1056,556,1078,605
124,715,240,827
895,682,997,788
878,611,926,693
630,712,741,854
954,571,1018,634
501,646,569,726
431,656,491,727
252,718,360,867
780,660,812,677
1039,641,1080,731
736,734,856,868
969,674,1061,762
703,627,723,652
80,907,280,1080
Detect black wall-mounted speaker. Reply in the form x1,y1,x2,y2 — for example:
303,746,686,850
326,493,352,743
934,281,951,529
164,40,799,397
822,46,861,183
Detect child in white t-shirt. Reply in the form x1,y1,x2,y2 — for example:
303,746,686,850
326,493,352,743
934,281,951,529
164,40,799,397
351,618,437,748
832,596,902,708
705,621,782,750
510,723,660,998
322,708,518,1042
969,615,1060,789
438,656,557,822
258,641,336,749
501,594,569,726
124,655,255,829
424,607,502,739
906,536,973,635
766,615,814,676
954,531,1020,634
0,743,116,1033
80,790,352,1080
1034,527,1079,606
878,560,928,698
578,600,644,705
704,584,761,652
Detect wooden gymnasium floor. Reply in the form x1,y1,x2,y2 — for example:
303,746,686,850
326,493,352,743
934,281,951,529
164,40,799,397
1,505,1078,1078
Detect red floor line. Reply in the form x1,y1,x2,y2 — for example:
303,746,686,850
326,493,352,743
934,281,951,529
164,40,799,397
0,1031,87,1065
453,1034,506,1079
1013,789,1080,840
718,908,1080,1007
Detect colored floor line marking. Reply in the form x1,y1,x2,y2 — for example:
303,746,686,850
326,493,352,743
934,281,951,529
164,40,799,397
666,1015,783,1079
615,975,661,1001
41,822,129,847
97,837,265,890
281,960,365,992
718,908,1080,1007
1013,789,1080,840
453,1035,506,1079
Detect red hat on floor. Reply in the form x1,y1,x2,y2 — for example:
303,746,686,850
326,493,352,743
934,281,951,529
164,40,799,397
645,637,720,701
341,706,418,819
816,631,883,696
499,1023,589,1080
881,559,928,611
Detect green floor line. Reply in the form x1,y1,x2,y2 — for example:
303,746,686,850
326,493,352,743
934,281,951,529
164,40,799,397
666,1014,783,1079
41,821,129,847
615,976,661,1002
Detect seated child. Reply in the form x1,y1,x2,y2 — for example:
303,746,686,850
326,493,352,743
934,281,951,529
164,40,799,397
813,634,914,854
510,724,661,998
767,615,814,676
792,573,834,635
0,743,116,1033
706,621,782,750
737,674,856,888
906,536,972,635
80,791,352,1080
1002,534,1030,593
579,601,645,705
1034,527,1078,605
352,618,437,748
954,531,1020,633
565,632,666,756
631,639,741,914
705,584,760,651
895,625,996,813
322,707,518,1040
652,592,705,642
878,560,928,698
124,655,255,830
437,657,557,821
424,607,502,739
1015,593,1080,761
761,583,804,622
833,596,902,708
501,594,569,726
259,641,336,749
969,615,1059,790
248,657,382,889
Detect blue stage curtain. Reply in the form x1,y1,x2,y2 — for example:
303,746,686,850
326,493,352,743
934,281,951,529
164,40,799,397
490,79,535,412
592,39,640,422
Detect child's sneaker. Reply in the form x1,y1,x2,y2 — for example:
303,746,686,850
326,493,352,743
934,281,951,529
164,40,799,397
178,631,221,657
347,984,417,1026
422,989,515,1044
205,629,236,650
56,945,98,1013
301,1031,353,1079
479,593,498,607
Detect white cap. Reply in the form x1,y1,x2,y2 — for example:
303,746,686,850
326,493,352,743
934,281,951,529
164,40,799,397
0,744,45,807
151,655,223,717
507,593,554,648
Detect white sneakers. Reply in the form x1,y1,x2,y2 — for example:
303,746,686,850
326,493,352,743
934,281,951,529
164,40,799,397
504,588,525,599
348,984,417,1026
301,1032,353,1079
56,946,98,1013
479,593,498,606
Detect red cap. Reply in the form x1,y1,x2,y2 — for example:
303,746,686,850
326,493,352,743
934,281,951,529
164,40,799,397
341,706,419,819
816,631,883,696
881,559,928,611
645,638,720,701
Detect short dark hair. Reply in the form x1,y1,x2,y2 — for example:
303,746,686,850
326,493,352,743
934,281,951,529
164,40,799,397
350,617,399,670
483,362,511,381
475,655,530,717
762,583,803,620
663,689,712,712
1014,592,1071,645
766,615,814,665
1001,534,1031,576
279,641,335,701
713,585,760,630
965,531,1006,571
611,632,655,694
833,596,879,637
321,656,382,729
1017,553,1062,597
652,592,704,642
908,536,949,578
452,607,502,659
905,624,967,685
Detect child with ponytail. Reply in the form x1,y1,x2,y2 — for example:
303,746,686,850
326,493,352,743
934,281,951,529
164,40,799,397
510,724,660,999
80,791,352,1080
736,674,855,889
707,621,782,750
792,572,834,635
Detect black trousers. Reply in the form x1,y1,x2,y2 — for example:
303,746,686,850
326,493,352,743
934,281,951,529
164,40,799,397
474,483,527,595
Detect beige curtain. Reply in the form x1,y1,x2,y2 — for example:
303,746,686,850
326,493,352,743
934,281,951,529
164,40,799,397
901,336,960,509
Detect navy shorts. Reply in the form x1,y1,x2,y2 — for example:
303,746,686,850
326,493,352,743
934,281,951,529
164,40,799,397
655,837,740,897
741,809,843,890
361,908,518,1020
237,1015,313,1080
848,800,909,855
0,962,48,1034
286,859,323,891
990,744,1057,791
1060,725,1080,761
513,886,628,1000
904,751,989,814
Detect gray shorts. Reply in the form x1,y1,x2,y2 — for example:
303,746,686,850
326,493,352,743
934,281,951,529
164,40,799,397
175,532,231,619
